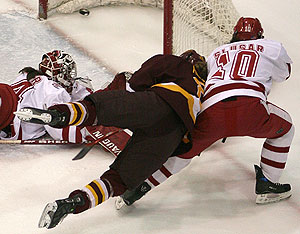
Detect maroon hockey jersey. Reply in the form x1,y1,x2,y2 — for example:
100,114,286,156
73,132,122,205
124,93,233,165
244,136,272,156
129,54,205,132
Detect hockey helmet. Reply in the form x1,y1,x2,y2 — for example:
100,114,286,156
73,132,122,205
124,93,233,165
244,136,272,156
0,83,18,130
39,50,77,93
180,49,205,65
180,49,207,81
231,17,264,42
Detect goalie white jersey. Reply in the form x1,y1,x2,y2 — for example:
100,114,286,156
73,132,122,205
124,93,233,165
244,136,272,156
202,39,292,111
0,73,92,142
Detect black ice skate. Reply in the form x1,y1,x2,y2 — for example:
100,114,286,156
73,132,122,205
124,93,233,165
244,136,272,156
115,182,151,210
38,194,84,229
14,107,67,127
254,164,292,204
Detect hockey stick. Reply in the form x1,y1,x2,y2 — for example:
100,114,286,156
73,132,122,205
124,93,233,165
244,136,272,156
0,139,81,145
72,129,123,161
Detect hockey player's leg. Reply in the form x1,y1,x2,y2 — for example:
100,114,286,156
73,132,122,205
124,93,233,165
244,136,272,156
115,157,192,209
115,111,218,210
255,125,294,204
15,99,96,128
255,102,295,204
38,173,116,229
254,164,292,204
14,107,68,127
38,191,88,229
115,182,152,210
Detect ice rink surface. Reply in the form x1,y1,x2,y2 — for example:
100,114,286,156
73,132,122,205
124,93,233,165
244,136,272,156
0,0,300,233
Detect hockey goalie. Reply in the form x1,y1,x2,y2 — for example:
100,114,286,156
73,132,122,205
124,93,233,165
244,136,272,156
0,50,131,157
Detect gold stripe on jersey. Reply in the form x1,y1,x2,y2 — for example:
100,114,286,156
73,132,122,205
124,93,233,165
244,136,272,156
193,66,205,98
193,77,205,99
152,83,200,123
193,65,206,84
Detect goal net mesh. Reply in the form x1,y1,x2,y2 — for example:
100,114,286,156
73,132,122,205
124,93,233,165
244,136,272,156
41,0,239,56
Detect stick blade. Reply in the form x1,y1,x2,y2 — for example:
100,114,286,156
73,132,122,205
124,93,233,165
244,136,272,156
72,129,124,160
72,145,93,160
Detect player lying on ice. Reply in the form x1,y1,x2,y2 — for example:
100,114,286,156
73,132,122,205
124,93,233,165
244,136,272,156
114,17,295,208
15,50,207,229
0,50,130,153
0,50,93,143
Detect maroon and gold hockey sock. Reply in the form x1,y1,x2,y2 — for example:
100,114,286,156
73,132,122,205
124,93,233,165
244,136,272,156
49,99,96,127
65,102,88,126
79,178,111,210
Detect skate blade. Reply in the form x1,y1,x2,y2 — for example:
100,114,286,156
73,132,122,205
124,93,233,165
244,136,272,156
14,108,52,124
256,190,292,204
115,196,126,210
38,202,58,228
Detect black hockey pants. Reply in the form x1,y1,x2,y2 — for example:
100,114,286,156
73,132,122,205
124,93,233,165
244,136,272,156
88,90,187,192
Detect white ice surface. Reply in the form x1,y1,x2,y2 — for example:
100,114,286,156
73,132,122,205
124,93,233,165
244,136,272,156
0,0,300,234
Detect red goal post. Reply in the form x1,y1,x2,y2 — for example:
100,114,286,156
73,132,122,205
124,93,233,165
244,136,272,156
39,0,239,57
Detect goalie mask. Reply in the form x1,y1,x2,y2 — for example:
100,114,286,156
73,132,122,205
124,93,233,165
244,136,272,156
39,50,77,93
0,83,18,130
231,17,264,42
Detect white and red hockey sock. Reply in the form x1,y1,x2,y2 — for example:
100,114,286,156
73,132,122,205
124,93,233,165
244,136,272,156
146,156,192,188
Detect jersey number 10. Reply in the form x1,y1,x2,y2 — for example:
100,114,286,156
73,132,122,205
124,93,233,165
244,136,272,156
211,50,260,80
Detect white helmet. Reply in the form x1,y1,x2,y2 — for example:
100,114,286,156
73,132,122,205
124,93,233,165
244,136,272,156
39,50,77,93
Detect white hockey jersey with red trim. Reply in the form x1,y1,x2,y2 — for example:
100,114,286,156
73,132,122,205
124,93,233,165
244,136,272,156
0,73,92,142
202,39,292,112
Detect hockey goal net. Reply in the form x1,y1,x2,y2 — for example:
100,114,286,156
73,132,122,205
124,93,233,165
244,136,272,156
39,0,239,57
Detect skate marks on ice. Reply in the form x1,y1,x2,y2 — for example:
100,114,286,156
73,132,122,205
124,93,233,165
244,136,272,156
0,11,113,87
